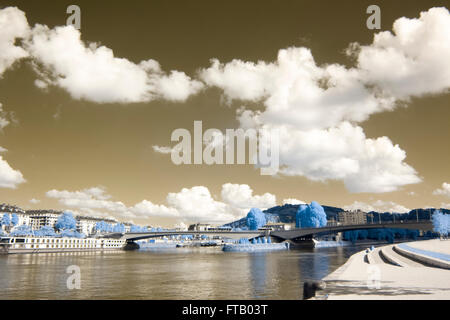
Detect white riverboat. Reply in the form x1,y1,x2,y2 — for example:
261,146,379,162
0,236,126,254
222,242,290,252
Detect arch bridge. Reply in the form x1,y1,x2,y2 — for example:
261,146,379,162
271,220,433,242
109,220,432,244
120,230,268,242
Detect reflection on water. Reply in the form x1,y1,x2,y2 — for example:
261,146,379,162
0,246,365,299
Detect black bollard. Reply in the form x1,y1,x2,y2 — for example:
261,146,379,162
303,281,326,300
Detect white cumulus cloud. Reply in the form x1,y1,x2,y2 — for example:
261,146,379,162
0,7,29,76
25,24,203,103
282,198,306,205
353,7,450,99
46,183,277,224
199,7,450,193
220,183,276,210
433,182,450,197
343,200,411,213
0,6,203,104
0,154,26,189
0,103,26,189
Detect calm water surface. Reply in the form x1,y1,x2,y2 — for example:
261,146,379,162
0,246,367,299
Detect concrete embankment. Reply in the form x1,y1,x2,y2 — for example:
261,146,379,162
319,239,450,300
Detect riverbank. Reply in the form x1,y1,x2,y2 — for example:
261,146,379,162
320,239,450,299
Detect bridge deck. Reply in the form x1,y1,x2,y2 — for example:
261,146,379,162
116,220,432,242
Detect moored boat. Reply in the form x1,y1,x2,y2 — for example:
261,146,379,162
0,236,126,254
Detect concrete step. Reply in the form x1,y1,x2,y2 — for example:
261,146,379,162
379,246,403,267
394,244,450,269
368,248,385,265
384,245,424,267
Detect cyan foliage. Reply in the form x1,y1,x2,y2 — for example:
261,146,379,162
295,201,327,228
1,213,11,226
11,213,19,226
432,210,450,236
343,228,420,243
246,208,267,230
55,212,77,231
10,224,33,236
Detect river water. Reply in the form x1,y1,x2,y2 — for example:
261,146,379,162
0,245,367,299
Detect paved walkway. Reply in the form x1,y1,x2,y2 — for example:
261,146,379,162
320,239,450,300
402,240,450,261
382,245,424,267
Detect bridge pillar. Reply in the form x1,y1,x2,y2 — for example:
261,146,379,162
123,241,140,251
289,235,315,248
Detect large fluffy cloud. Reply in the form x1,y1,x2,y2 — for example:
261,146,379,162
201,48,393,130
433,182,450,198
46,186,129,214
199,7,449,193
25,24,203,103
0,153,26,188
343,200,411,213
282,198,306,205
46,183,278,224
0,7,29,76
354,7,450,99
0,6,203,103
165,186,236,223
274,122,421,193
0,103,26,189
220,183,276,210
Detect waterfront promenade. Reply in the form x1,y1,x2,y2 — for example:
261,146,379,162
321,239,450,299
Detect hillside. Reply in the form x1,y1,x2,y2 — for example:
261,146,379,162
222,204,450,229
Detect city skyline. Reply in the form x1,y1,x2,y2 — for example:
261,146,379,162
0,0,449,227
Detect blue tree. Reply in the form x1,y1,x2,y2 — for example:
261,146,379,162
113,223,125,233
11,213,19,226
359,229,368,239
35,225,57,237
1,213,11,226
10,224,33,236
407,229,419,240
343,230,359,244
95,221,109,232
130,224,140,232
55,212,77,231
246,208,266,230
432,210,449,236
59,229,86,238
295,201,327,228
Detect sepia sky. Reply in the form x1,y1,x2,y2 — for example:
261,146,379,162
0,0,449,227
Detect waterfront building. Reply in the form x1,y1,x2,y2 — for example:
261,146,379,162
0,204,27,231
75,215,118,236
26,210,63,230
337,210,367,225
263,222,292,231
188,223,212,231
0,204,25,214
327,218,338,226
123,222,133,233
2,205,149,237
